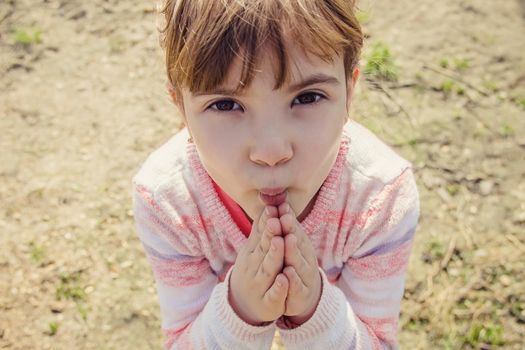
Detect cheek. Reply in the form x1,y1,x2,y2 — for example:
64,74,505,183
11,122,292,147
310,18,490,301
294,117,343,182
298,117,343,155
193,122,238,159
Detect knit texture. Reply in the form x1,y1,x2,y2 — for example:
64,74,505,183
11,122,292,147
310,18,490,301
132,120,420,349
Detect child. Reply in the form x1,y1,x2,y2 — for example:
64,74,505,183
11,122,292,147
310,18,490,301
132,0,420,349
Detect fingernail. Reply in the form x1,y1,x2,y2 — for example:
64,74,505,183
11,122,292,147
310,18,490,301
283,203,289,213
277,279,282,287
265,207,271,216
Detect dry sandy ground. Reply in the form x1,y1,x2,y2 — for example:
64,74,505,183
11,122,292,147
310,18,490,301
1,0,524,349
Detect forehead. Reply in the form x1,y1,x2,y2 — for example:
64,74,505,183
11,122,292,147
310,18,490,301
217,41,344,92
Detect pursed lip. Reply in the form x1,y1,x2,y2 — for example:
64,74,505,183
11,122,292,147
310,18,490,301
259,187,288,206
259,187,287,195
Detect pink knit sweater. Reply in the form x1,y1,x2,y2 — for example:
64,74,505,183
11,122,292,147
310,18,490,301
132,120,420,349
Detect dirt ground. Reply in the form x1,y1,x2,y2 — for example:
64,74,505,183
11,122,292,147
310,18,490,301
1,0,524,349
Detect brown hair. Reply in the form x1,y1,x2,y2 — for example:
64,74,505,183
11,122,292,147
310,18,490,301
160,0,363,97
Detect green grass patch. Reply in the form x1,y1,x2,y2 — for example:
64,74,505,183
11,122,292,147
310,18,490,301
440,80,455,94
516,98,525,110
423,238,446,263
500,122,515,137
356,10,370,24
509,295,525,323
365,42,399,81
390,132,420,147
48,321,58,336
12,28,42,45
403,316,430,332
77,304,89,321
406,138,418,146
473,124,487,138
483,80,498,93
446,183,460,196
439,80,466,96
56,272,87,302
464,323,505,348
29,241,45,263
454,58,470,71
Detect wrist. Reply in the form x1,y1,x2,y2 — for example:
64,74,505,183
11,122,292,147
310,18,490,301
284,271,323,326
228,273,270,326
285,305,316,326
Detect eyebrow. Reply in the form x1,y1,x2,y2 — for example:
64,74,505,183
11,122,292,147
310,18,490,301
285,73,341,93
194,73,340,97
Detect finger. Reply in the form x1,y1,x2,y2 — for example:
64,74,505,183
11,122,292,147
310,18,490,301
250,217,282,266
263,273,288,306
284,233,311,286
279,211,297,237
246,206,278,253
258,206,279,234
259,217,282,252
256,236,284,288
283,266,304,296
278,202,290,217
280,210,317,266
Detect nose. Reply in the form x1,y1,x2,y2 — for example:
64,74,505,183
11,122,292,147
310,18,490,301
249,130,293,167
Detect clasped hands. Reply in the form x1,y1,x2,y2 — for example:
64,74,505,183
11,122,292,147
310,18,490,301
229,202,322,326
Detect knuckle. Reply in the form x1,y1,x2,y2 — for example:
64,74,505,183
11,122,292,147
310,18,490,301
298,257,307,271
294,278,302,292
257,222,265,236
256,243,265,256
287,276,298,293
258,213,269,230
241,244,252,258
266,290,279,304
264,229,273,242
259,263,270,279
269,235,279,248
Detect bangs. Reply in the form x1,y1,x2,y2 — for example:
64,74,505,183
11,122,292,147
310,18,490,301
161,0,363,94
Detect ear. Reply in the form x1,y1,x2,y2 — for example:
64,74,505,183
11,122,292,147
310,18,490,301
345,66,360,114
167,83,183,111
167,83,191,133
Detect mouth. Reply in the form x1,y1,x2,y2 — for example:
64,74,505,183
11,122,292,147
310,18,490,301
259,187,288,206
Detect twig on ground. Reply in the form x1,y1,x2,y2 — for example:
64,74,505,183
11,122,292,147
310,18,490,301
0,6,15,25
366,77,417,128
439,235,457,271
419,235,458,302
422,64,490,97
504,233,525,253
387,82,419,89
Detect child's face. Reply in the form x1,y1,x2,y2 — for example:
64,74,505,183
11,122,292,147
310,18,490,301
179,42,359,223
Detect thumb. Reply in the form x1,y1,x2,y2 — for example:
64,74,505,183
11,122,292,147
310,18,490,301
263,273,289,307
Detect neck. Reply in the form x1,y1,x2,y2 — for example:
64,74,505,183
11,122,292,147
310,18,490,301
297,190,319,222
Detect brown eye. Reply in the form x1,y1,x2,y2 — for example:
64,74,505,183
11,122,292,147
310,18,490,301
293,92,323,106
210,100,241,112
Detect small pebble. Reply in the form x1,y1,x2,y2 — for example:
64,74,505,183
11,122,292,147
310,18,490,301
499,275,511,286
478,180,494,196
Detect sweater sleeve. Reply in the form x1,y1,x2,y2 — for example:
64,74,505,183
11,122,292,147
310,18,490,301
276,168,420,350
132,182,277,350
